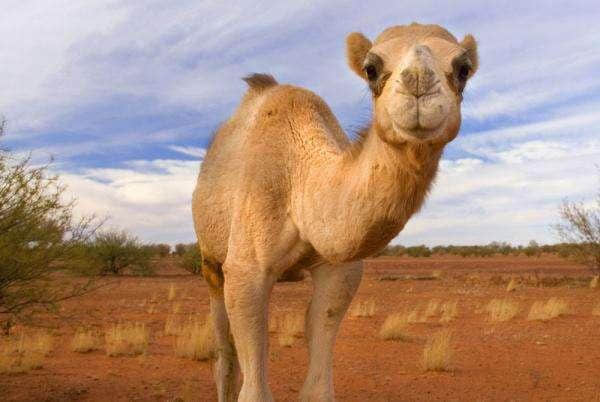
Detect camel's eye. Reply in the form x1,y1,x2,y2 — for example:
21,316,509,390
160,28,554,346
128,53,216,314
457,64,470,81
364,64,378,81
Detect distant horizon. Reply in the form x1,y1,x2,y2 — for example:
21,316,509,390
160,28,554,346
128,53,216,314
2,1,599,246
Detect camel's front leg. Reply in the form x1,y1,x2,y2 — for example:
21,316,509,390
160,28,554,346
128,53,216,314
301,262,363,402
223,263,276,402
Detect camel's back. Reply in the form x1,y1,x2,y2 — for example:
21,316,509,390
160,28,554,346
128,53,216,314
192,75,348,265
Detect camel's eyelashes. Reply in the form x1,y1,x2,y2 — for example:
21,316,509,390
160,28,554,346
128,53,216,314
364,64,378,81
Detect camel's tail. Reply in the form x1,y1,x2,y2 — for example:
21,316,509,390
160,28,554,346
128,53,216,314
242,73,278,93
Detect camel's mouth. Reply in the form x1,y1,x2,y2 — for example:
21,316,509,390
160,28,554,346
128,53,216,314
386,90,451,142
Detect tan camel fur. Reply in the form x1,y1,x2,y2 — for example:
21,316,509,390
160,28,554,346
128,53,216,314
192,23,478,401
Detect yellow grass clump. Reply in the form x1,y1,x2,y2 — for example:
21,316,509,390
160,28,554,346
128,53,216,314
71,328,102,353
168,283,177,301
432,270,443,279
350,299,376,318
439,301,458,323
422,329,453,372
174,317,215,361
105,323,149,356
276,313,304,347
527,298,569,321
164,314,183,336
506,278,518,292
590,276,599,289
422,299,440,321
0,332,53,374
485,299,520,322
379,313,410,341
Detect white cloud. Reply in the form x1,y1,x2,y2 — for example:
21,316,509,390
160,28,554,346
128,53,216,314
168,145,206,159
60,158,200,244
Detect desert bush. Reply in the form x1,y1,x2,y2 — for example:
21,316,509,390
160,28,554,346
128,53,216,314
485,299,520,322
527,298,568,321
555,190,600,274
422,329,453,372
379,313,410,341
146,243,171,258
0,123,100,334
405,245,432,257
590,275,599,289
71,328,102,353
105,323,149,356
350,299,376,318
179,243,202,275
84,230,154,276
276,313,304,346
174,317,215,360
0,331,53,373
174,243,187,257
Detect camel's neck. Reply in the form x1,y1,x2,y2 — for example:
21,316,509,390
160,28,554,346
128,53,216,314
298,123,444,263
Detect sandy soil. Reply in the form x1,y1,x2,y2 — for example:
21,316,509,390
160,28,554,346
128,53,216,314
2,255,600,401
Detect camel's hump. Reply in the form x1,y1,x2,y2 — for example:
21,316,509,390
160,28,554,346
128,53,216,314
242,73,278,91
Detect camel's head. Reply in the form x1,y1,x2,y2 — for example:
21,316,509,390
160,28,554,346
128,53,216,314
346,23,478,145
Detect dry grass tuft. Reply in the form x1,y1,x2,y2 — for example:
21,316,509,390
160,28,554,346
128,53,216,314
164,314,183,336
423,299,440,320
0,332,53,373
590,276,599,289
379,313,410,341
506,278,518,292
485,299,520,322
432,270,443,279
527,298,569,321
439,301,458,323
350,299,376,317
276,313,304,347
592,303,600,316
71,328,102,353
105,323,149,356
422,329,453,372
168,283,177,301
174,317,215,361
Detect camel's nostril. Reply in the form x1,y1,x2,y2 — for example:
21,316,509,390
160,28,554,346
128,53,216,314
401,69,418,95
399,65,436,97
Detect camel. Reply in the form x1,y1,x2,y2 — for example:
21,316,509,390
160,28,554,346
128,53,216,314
192,23,478,401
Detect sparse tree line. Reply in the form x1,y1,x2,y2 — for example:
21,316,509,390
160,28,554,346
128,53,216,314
380,241,580,259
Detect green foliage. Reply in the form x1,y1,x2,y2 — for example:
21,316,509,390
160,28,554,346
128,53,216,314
179,243,202,275
174,243,187,257
0,123,100,333
83,230,154,276
145,243,171,258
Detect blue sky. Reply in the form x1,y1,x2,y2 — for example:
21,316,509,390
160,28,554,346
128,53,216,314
1,0,599,245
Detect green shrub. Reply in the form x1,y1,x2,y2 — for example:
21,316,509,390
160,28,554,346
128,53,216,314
84,230,154,276
0,122,100,334
180,243,202,275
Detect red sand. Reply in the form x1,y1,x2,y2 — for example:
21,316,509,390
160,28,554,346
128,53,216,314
2,255,600,401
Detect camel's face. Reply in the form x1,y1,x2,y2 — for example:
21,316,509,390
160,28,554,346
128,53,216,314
346,24,478,145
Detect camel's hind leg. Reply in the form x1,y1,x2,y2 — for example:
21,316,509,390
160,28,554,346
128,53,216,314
210,292,240,402
300,262,363,402
203,260,240,401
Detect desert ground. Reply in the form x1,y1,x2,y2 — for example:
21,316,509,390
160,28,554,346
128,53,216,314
2,255,600,401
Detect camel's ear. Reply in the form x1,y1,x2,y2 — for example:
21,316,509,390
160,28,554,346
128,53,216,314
460,34,478,77
346,32,372,78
